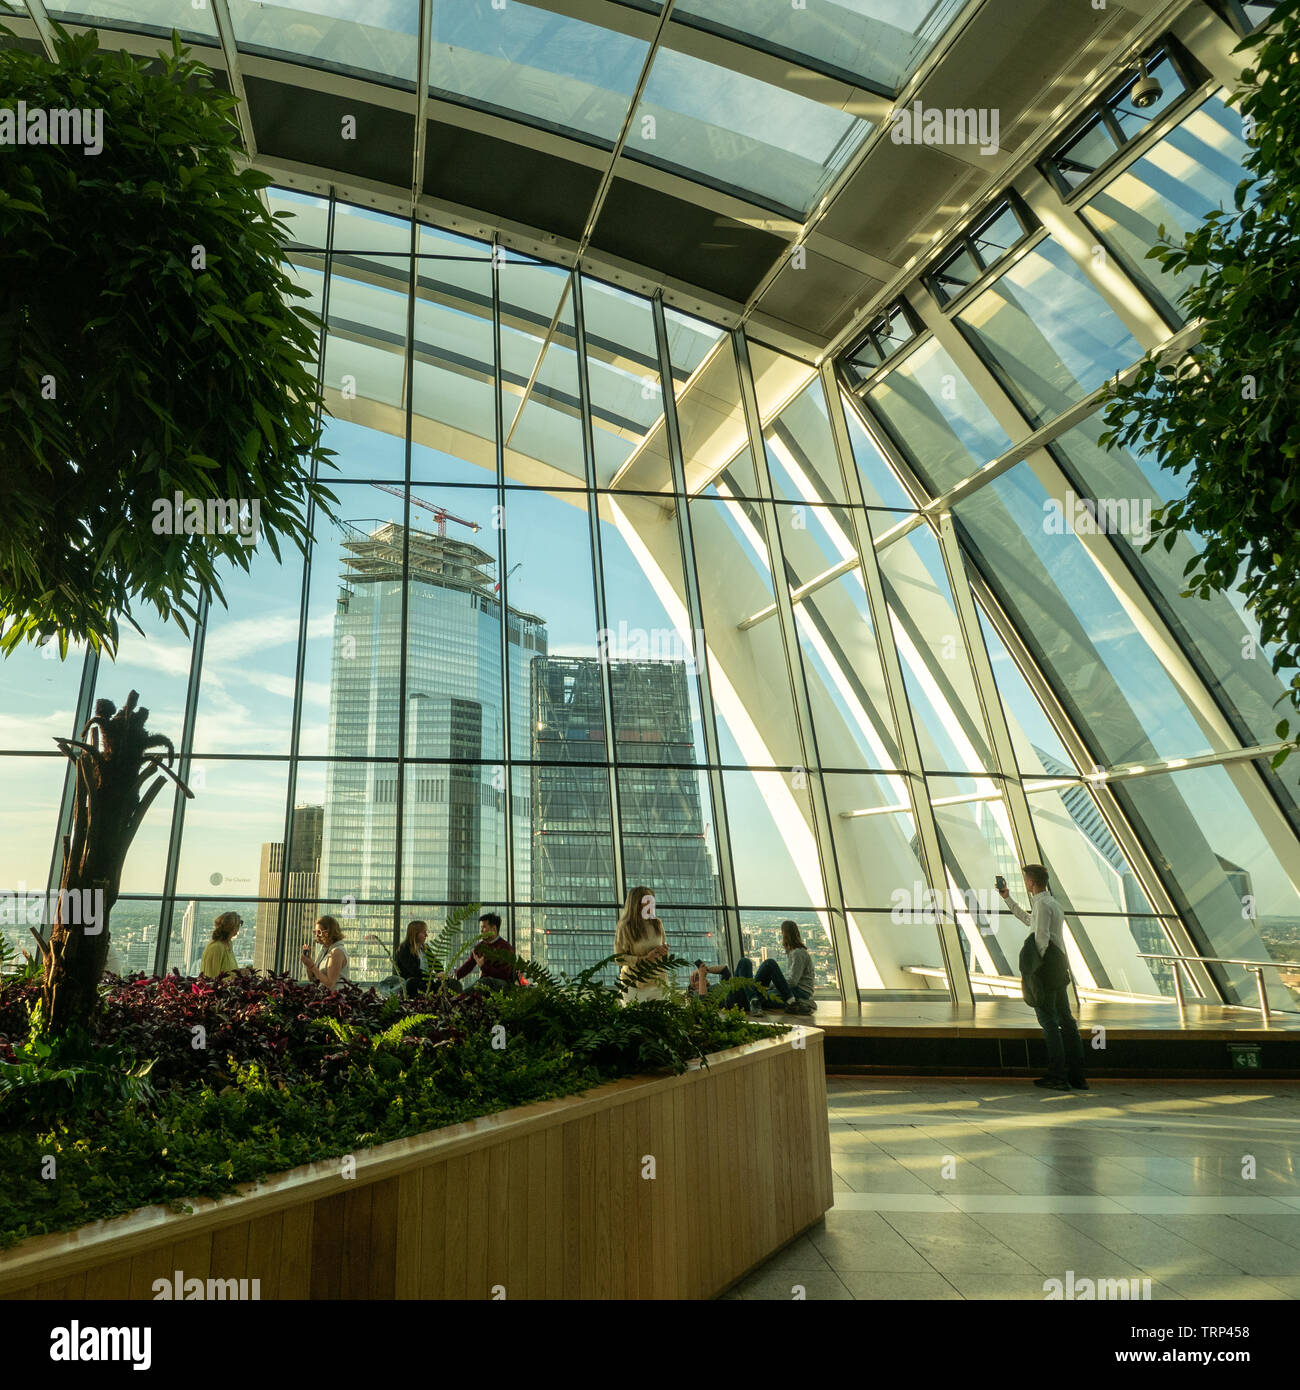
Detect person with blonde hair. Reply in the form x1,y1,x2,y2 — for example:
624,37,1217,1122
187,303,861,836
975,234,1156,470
200,911,243,979
614,885,669,1005
302,915,349,990
395,919,428,997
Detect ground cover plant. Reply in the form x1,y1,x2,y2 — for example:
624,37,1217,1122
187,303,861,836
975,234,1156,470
0,939,776,1249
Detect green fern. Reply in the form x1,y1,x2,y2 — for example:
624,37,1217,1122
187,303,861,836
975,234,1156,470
421,902,483,976
370,1013,440,1051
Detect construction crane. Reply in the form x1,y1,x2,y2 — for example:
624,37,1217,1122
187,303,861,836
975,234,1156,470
369,483,481,538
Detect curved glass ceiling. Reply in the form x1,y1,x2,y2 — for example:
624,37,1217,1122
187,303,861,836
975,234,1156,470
39,0,973,216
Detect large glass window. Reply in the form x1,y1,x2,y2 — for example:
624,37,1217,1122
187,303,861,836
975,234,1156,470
1082,96,1250,324
5,187,1298,1016
956,237,1142,425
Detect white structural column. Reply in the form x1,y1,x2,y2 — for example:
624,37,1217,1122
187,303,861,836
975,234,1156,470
731,336,860,1005
819,363,976,1006
648,296,744,960
1012,175,1170,351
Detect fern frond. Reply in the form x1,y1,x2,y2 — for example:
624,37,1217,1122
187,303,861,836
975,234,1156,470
371,1013,439,1050
309,1016,357,1045
422,903,482,975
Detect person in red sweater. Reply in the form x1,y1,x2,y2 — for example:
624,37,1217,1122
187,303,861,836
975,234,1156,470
450,912,515,992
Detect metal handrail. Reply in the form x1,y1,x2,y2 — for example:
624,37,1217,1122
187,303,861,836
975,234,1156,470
1138,953,1298,1025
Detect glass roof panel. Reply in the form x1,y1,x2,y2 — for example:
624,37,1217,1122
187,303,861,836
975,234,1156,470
429,0,648,146
628,46,870,215
229,0,419,86
48,0,217,41
674,0,967,93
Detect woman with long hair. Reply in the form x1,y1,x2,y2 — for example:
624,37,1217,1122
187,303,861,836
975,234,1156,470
302,915,350,990
200,911,242,979
614,885,669,1005
395,919,428,997
749,919,817,1014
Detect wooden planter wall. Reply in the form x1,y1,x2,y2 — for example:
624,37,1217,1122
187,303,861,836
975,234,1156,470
1,1030,832,1300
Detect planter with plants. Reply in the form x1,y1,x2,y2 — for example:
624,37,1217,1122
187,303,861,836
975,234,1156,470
0,926,831,1299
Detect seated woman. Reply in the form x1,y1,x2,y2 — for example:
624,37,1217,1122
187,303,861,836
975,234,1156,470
301,915,349,990
200,912,242,979
749,920,816,1014
395,919,428,997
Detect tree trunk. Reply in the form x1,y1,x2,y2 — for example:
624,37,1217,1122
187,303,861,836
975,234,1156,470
35,691,186,1035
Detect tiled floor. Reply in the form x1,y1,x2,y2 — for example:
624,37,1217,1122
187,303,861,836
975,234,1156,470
725,1077,1300,1300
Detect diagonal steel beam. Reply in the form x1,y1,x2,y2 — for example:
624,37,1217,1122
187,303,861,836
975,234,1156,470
209,0,257,159
22,0,57,60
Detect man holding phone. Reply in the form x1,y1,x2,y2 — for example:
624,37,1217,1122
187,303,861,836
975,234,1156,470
998,865,1087,1092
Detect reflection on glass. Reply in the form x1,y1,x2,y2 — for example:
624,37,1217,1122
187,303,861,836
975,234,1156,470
1051,416,1295,750
724,770,822,909
429,0,646,144
957,237,1141,425
629,48,869,216
954,464,1212,764
1118,765,1300,1011
1084,97,1248,325
867,338,1011,493
691,494,805,768
675,0,966,93
879,526,992,772
410,236,495,486
230,0,419,85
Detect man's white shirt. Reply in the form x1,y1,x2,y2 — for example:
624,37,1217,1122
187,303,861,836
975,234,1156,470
1007,889,1065,956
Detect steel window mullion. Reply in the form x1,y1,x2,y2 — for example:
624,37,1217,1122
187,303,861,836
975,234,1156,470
152,590,209,977
570,274,626,911
492,240,516,913
650,295,742,964
390,214,418,950
819,360,974,1006
731,335,856,1005
46,643,101,899
273,192,334,976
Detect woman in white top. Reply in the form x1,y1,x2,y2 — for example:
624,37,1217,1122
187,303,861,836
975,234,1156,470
302,915,349,990
614,885,669,1005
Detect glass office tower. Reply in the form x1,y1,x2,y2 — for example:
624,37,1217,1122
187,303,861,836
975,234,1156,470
530,656,720,978
319,522,545,981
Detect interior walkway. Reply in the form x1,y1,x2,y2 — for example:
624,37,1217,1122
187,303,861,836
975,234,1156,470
724,1076,1300,1299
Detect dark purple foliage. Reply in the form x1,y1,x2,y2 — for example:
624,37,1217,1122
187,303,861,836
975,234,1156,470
0,971,495,1086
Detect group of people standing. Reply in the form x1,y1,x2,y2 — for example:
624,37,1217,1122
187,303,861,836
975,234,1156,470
199,891,818,1014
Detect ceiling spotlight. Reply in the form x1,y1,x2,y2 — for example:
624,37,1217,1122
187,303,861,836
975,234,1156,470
1130,59,1164,111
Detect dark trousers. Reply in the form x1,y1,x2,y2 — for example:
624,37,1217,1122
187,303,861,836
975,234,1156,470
1034,983,1086,1085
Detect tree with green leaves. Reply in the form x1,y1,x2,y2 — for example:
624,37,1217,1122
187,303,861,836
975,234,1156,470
0,27,334,1030
0,25,334,654
1098,0,1299,768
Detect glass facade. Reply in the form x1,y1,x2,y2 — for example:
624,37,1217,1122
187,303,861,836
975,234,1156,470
3,6,1298,1019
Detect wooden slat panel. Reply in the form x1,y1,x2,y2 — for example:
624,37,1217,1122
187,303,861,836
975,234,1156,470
244,1211,283,1302
340,1184,374,1300
394,1171,423,1300
277,1201,313,1299
308,1193,346,1301
504,1135,530,1301
82,1255,132,1299
544,1124,564,1300
440,1155,470,1301
367,1178,399,1301
525,1130,548,1300
461,1149,488,1300
420,1161,447,1302
485,1140,509,1300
